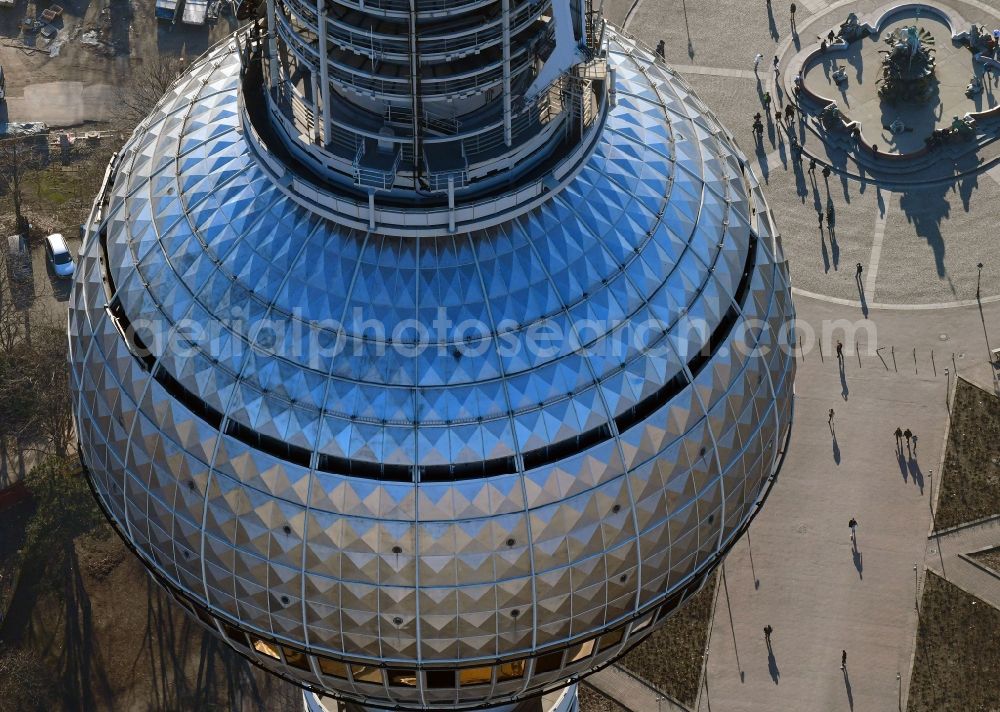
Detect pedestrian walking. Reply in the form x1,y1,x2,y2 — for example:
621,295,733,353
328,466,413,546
856,262,863,279
903,428,912,445
827,29,836,43
826,204,835,229
789,2,796,28
755,52,764,71
818,211,824,228
773,55,780,77
656,40,666,59
775,110,782,125
822,165,831,179
820,39,828,53
763,624,773,647
763,91,772,110
784,103,795,124
829,408,835,424
841,650,848,670
895,426,903,442
836,340,843,360
808,158,817,173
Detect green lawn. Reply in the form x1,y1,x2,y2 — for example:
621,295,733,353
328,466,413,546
934,378,1000,530
617,572,717,707
907,572,1000,711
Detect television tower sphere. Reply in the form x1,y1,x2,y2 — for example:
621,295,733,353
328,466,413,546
69,0,795,708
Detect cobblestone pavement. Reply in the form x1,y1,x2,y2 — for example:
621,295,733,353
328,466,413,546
602,21,1000,705
695,295,999,712
620,0,1000,305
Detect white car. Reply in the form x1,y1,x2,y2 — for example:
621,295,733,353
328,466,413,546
44,232,75,277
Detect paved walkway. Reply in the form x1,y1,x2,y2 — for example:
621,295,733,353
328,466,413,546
696,295,999,712
925,516,1000,610
586,666,691,712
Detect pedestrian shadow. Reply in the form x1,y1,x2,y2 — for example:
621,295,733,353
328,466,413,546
897,446,908,481
832,432,841,464
957,160,979,213
767,2,779,40
908,456,924,494
839,362,849,400
756,142,771,183
856,279,869,318
829,229,840,270
852,546,863,579
767,646,780,684
839,173,852,204
794,159,808,202
844,668,854,710
820,225,830,273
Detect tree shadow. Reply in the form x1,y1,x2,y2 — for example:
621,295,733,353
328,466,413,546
132,575,274,711
57,543,115,712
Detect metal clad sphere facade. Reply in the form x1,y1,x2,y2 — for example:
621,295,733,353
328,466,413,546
70,31,794,710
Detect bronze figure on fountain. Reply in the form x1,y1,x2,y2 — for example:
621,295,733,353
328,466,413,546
877,25,937,104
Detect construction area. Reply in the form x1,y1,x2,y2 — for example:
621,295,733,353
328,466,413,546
0,0,239,129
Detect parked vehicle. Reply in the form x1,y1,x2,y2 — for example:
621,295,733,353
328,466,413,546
5,234,31,282
44,232,75,277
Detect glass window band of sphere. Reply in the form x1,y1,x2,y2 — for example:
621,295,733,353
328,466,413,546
79,428,779,708
160,540,714,702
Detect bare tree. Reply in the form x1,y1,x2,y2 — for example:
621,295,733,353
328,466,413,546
0,248,26,354
114,57,186,131
0,138,39,234
25,318,75,458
